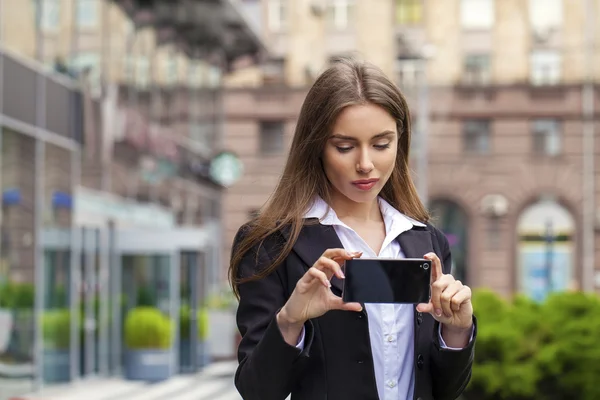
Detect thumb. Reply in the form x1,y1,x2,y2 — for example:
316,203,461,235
330,296,363,313
416,302,433,314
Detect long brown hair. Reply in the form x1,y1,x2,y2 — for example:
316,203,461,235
229,57,429,298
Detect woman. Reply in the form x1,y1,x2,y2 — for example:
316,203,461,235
229,58,476,400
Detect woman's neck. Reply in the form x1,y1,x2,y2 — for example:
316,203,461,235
329,193,383,224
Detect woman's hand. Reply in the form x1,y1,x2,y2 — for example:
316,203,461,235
416,252,473,346
277,248,363,345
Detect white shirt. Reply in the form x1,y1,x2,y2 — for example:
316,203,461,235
296,196,464,400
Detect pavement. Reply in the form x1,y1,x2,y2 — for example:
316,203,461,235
4,361,243,400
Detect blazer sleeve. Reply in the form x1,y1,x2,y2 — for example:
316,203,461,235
232,226,314,400
429,226,477,400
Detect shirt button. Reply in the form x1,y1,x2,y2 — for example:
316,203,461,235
387,380,396,388
386,335,394,342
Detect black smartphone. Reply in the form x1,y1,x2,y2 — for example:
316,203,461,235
342,258,432,304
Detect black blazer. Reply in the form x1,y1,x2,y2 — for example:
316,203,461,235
233,219,476,400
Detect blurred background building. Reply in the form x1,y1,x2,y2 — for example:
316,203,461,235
224,0,600,301
0,0,263,397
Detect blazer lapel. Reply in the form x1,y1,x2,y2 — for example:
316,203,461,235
282,220,346,294
397,227,434,259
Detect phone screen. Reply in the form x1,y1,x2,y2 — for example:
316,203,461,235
342,258,431,304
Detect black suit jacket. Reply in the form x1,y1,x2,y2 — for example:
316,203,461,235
233,220,476,400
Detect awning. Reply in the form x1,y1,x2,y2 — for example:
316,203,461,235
111,0,268,70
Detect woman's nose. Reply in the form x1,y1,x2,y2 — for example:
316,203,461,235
356,151,374,173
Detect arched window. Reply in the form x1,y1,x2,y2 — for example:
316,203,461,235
517,198,575,301
429,199,469,284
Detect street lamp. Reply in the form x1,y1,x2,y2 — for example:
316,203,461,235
544,219,555,294
415,44,435,207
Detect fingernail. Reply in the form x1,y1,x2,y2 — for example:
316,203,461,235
435,309,442,317
339,271,345,279
325,280,331,288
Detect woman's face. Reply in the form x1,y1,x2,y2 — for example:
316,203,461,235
322,103,398,204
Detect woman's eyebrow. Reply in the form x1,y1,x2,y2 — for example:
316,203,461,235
329,131,396,141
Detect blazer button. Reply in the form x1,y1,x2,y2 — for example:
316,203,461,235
417,312,423,325
357,314,363,319
357,360,364,364
417,354,424,369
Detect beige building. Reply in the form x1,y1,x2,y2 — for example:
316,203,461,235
223,0,600,299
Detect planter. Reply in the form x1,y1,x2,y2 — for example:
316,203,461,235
124,349,172,382
179,339,211,371
208,310,236,360
43,349,71,383
0,308,13,353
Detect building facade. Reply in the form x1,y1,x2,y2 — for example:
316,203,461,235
223,0,600,300
0,0,263,396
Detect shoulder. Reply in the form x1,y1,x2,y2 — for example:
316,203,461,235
424,223,450,250
232,221,289,261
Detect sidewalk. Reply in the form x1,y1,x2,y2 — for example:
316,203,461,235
8,361,242,400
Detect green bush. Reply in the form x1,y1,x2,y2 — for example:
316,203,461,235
0,282,14,308
464,289,600,400
13,283,35,309
179,304,209,341
42,309,71,350
0,282,35,309
124,307,172,350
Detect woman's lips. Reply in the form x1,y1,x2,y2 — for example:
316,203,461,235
352,179,379,191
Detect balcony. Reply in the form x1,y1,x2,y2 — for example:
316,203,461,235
0,47,84,145
111,0,267,70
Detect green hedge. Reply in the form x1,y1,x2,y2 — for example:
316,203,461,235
0,282,35,309
42,309,72,350
464,289,600,400
124,307,172,350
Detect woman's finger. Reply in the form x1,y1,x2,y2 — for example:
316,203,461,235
300,267,331,289
315,250,362,279
440,280,463,317
315,256,346,280
430,274,455,317
450,285,472,311
321,248,359,263
328,295,363,312
424,252,443,283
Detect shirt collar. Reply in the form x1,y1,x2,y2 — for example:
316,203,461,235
304,196,426,233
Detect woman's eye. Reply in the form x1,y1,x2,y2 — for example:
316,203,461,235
374,143,391,150
336,146,353,153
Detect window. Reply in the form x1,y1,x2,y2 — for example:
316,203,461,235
529,0,562,31
396,58,421,89
77,0,98,28
460,0,494,30
532,119,561,156
259,121,285,154
463,54,491,85
207,66,222,88
530,50,561,86
328,0,353,30
396,0,422,24
262,58,285,86
463,120,490,154
165,58,178,85
135,58,150,88
268,0,287,31
188,61,205,89
35,0,60,31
